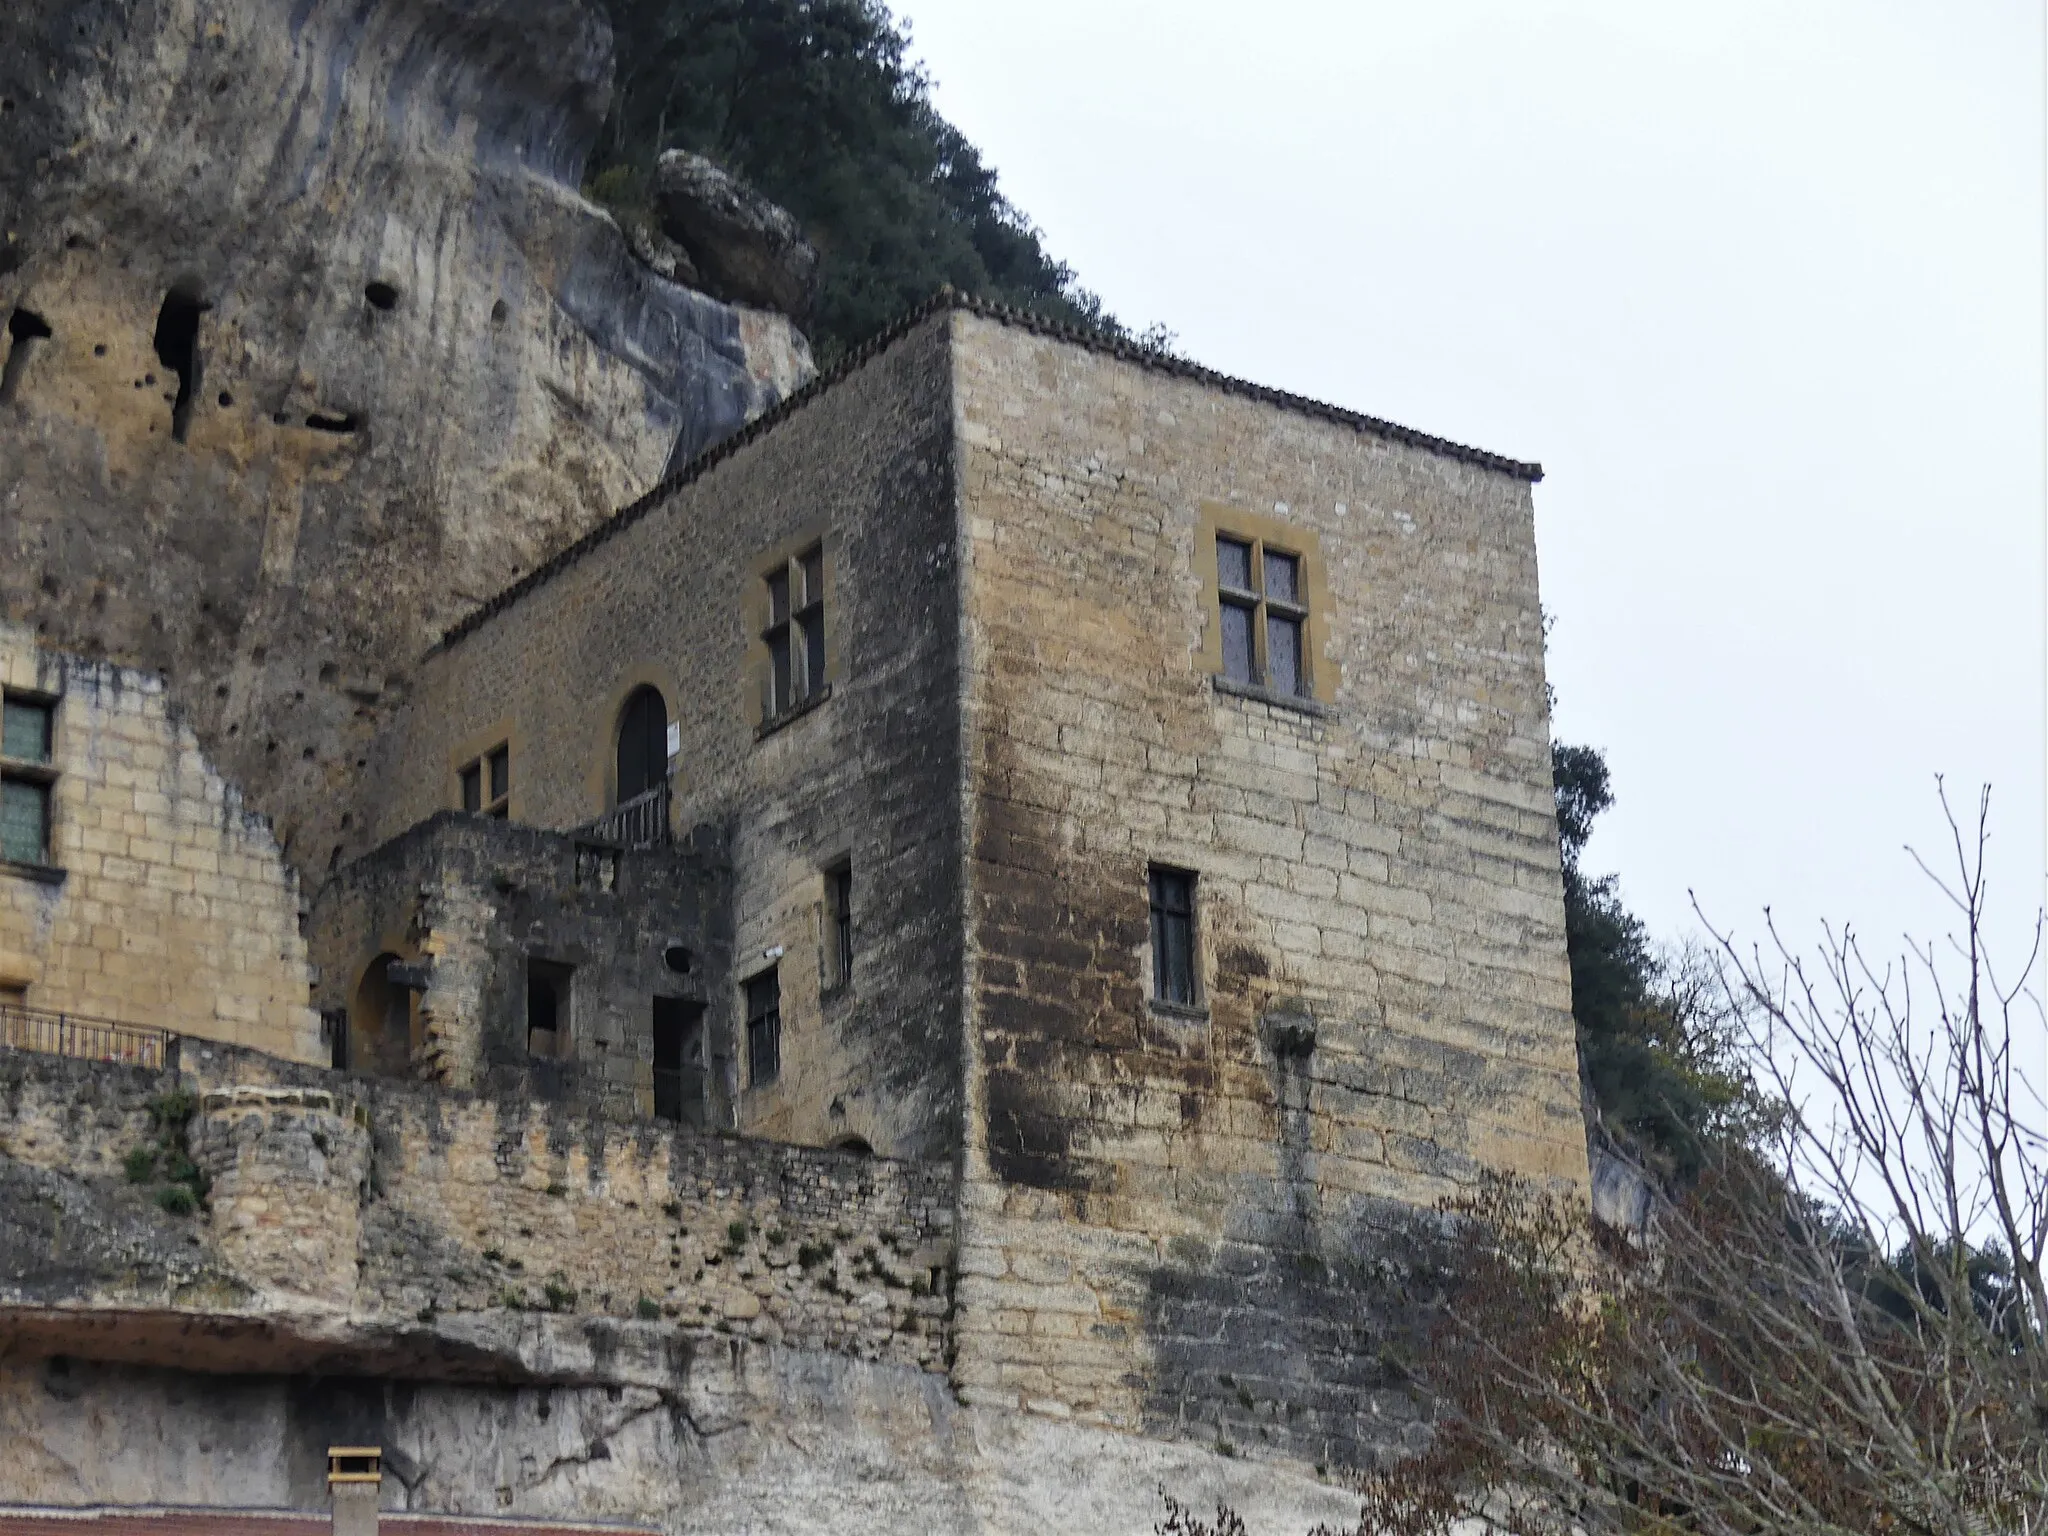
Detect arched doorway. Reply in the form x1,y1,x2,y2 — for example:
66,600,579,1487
350,953,417,1077
615,686,668,805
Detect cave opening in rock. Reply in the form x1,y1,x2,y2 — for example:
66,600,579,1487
364,280,399,311
0,306,53,404
305,410,359,434
152,282,207,443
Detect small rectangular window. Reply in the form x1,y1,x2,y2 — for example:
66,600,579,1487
761,543,828,720
1149,865,1197,1007
1213,534,1311,697
825,863,853,989
1220,601,1256,685
1,779,49,866
2,698,52,763
1217,537,1254,594
1267,613,1302,696
745,968,782,1087
1,694,56,868
456,742,511,818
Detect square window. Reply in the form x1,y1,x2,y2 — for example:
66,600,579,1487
1148,865,1197,1006
457,742,511,817
2,698,51,763
1,778,49,866
1213,531,1314,699
745,968,782,1086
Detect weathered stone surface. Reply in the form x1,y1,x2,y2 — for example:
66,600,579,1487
0,1347,1363,1534
0,621,320,1060
653,151,822,322
0,0,813,885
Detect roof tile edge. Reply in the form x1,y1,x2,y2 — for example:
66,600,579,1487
434,289,1542,653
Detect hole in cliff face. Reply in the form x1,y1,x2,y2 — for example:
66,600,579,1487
217,390,233,407
490,299,508,324
0,307,53,404
152,281,208,444
306,411,359,434
364,281,399,311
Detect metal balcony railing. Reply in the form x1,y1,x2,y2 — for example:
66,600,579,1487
0,1002,174,1068
577,783,672,850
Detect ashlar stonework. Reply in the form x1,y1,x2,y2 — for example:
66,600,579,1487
1,294,1588,1515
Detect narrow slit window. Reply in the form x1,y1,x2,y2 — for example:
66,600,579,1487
1213,533,1312,697
1149,865,1197,1007
825,862,853,989
745,968,782,1087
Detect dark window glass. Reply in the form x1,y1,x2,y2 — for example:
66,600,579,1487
829,864,853,987
1221,602,1256,685
2,699,51,763
745,968,782,1086
1149,866,1196,1006
799,546,825,608
1,778,48,865
767,568,791,625
803,614,827,698
1217,537,1253,593
488,744,510,802
1268,614,1303,696
1264,551,1299,607
460,764,482,814
616,687,668,802
768,629,793,715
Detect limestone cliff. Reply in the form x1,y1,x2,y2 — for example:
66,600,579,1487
0,0,812,878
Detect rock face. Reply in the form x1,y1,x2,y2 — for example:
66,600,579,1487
653,150,821,322
0,0,812,879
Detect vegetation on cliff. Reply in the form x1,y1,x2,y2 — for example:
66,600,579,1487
589,0,1138,360
1552,742,1758,1180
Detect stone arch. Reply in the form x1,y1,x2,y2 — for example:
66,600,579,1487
349,951,417,1077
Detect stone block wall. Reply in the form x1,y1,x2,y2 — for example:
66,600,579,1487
0,622,321,1061
371,320,965,1161
193,1084,371,1303
307,813,730,1112
0,1040,956,1372
947,311,1588,1469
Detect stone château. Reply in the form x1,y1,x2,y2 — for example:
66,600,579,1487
1,291,1586,1528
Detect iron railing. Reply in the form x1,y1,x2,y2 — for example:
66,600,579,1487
577,783,672,849
0,1003,174,1068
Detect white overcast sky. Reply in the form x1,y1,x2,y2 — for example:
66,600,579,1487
900,0,2046,976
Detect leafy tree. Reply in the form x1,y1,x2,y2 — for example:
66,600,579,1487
590,0,1129,360
1553,742,1753,1180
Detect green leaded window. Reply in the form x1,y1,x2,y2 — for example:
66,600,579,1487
1,778,48,866
2,694,56,868
2,698,51,763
